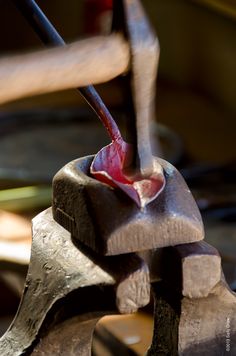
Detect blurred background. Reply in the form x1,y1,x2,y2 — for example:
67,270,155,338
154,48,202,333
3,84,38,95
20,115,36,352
0,0,235,354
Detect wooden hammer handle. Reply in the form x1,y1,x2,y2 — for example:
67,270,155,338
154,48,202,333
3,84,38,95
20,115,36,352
0,34,129,105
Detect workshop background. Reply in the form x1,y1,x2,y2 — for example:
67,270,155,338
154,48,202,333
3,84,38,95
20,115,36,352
0,0,235,354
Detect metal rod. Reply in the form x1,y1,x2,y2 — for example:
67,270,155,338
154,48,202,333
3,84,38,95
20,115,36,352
12,0,122,142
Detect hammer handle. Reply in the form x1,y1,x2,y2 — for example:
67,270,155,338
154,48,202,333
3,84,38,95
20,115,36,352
0,34,129,105
12,0,122,141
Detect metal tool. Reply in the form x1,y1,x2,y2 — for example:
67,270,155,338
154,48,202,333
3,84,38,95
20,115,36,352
11,0,157,177
148,241,236,355
113,0,160,175
11,0,124,173
0,0,235,355
0,208,150,355
52,156,203,255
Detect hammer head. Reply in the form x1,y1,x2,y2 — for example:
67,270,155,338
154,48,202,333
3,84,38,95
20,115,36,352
52,156,204,255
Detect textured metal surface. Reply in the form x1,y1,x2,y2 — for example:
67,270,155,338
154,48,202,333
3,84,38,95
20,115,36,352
53,155,203,255
148,240,222,298
0,208,150,355
1,210,235,354
1,1,235,354
148,242,236,355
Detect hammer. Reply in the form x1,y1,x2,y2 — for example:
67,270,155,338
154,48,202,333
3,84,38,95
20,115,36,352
3,0,158,177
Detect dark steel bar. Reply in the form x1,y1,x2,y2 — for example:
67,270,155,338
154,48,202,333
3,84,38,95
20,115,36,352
12,0,64,46
12,0,121,143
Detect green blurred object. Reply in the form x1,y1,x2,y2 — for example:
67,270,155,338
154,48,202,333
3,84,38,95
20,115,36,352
0,186,51,212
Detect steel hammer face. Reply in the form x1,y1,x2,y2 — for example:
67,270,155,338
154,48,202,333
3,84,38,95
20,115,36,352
52,155,204,256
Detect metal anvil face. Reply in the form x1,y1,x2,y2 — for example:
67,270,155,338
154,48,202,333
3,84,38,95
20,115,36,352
0,208,150,356
52,155,204,255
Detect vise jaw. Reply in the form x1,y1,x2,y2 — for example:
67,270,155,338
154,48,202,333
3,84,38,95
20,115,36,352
52,155,204,256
